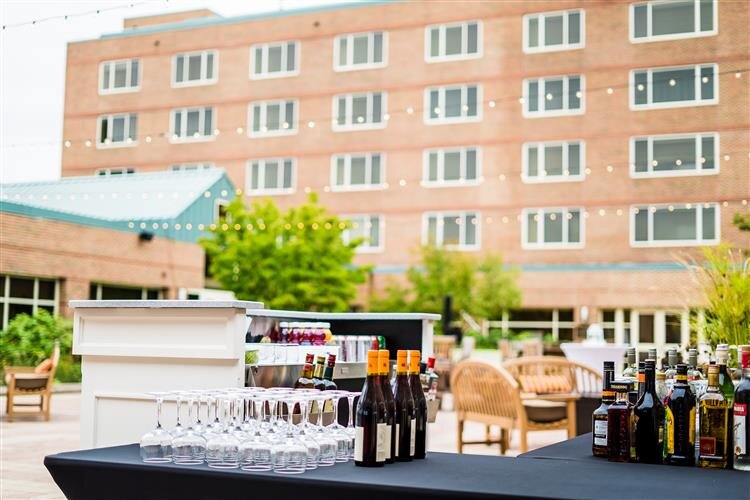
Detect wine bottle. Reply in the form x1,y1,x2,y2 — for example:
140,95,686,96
733,345,750,471
322,354,337,391
378,349,396,464
293,353,315,389
716,344,735,468
607,380,635,462
409,350,428,459
354,350,386,467
635,360,664,464
592,361,615,457
392,350,415,461
312,355,326,390
636,361,646,401
664,364,696,466
698,364,729,468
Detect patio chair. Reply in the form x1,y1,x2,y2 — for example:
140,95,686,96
4,341,60,422
433,335,456,391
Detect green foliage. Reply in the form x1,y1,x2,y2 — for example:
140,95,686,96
0,310,81,383
201,194,368,311
733,213,750,232
473,254,522,319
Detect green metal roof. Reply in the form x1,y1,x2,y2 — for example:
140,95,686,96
96,1,396,40
1,169,235,243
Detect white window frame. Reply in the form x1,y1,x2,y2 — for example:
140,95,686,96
333,31,388,72
522,9,585,54
341,214,385,253
96,113,138,149
422,146,482,187
332,91,387,132
629,63,718,110
90,283,163,301
95,167,136,176
98,58,141,94
171,50,218,88
169,106,216,143
245,158,296,196
629,0,718,43
424,20,483,63
247,99,298,138
1,275,59,329
170,162,215,171
423,84,483,125
250,40,300,80
330,152,386,192
522,141,586,183
522,75,585,118
629,132,719,178
630,202,720,247
521,207,585,250
422,211,481,251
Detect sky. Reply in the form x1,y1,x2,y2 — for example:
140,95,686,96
0,0,351,184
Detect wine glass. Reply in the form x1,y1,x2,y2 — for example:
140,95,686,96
170,392,187,438
295,395,321,470
172,393,207,465
344,391,361,458
240,394,273,471
139,392,173,463
206,396,240,469
271,396,307,474
312,393,338,466
326,391,351,462
191,391,207,436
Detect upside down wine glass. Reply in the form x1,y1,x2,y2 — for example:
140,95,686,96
139,392,173,463
240,395,273,471
172,394,207,465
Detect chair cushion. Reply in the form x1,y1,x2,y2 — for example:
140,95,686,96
35,359,53,373
518,374,572,394
523,400,567,423
14,377,49,391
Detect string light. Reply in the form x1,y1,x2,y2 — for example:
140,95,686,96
606,88,613,94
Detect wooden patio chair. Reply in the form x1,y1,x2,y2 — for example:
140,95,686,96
433,335,456,391
4,341,60,422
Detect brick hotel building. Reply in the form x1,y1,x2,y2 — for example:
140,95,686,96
54,0,749,349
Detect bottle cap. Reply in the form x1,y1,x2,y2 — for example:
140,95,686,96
316,355,326,364
367,350,379,375
408,350,421,373
327,353,336,365
377,349,389,376
644,359,656,368
603,361,615,370
427,356,436,369
304,353,314,364
656,372,665,380
396,350,408,372
638,361,645,370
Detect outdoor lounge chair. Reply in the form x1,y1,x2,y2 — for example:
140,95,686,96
4,341,60,422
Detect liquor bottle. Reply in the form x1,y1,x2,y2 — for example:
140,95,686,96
354,350,387,467
636,361,646,401
312,356,326,390
425,356,439,400
409,350,428,459
698,364,729,468
607,380,635,462
392,350,415,461
687,348,704,396
655,371,669,405
623,347,637,382
665,349,679,381
716,344,735,468
378,349,396,464
592,361,615,457
293,353,315,389
321,354,338,391
635,360,664,464
733,345,750,471
648,348,658,365
664,364,696,466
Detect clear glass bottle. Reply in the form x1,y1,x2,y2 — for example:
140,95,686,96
623,347,638,381
664,349,679,382
655,371,669,405
698,364,729,468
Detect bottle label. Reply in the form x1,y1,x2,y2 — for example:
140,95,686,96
395,423,400,457
354,426,364,462
688,406,696,445
699,436,716,456
410,418,416,456
376,422,387,462
735,403,747,455
593,419,607,446
385,424,392,460
665,407,674,454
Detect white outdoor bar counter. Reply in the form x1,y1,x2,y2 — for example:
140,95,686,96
70,300,439,449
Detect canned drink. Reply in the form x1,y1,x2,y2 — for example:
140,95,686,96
357,336,369,362
344,335,357,363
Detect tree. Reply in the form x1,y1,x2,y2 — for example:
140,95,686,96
473,254,522,320
201,194,368,311
734,213,750,232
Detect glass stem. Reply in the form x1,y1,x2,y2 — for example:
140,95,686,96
331,397,339,426
176,398,182,427
156,397,163,429
347,396,354,428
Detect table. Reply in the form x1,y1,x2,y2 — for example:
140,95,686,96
45,436,749,500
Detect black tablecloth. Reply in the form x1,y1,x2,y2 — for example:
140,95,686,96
45,435,749,500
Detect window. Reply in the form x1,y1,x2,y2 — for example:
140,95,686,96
172,50,217,87
630,132,718,177
630,64,717,109
523,141,585,182
99,59,140,93
423,211,480,250
423,147,481,186
170,107,215,142
248,100,298,137
524,9,584,53
246,158,295,195
97,113,138,147
95,167,135,176
424,84,481,124
523,75,583,117
89,283,163,300
426,20,481,62
170,162,215,172
251,41,298,79
522,207,584,249
631,203,719,246
1,275,58,329
334,31,386,71
331,152,384,191
342,214,383,252
332,92,386,131
631,0,716,42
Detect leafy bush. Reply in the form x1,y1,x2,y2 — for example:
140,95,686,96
0,310,81,383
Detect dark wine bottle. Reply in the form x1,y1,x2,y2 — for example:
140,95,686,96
294,353,315,389
409,350,428,459
635,360,664,464
392,349,415,461
733,345,750,471
636,361,646,401
664,364,696,466
354,350,386,467
378,349,396,464
312,355,326,391
322,354,337,391
592,361,615,457
607,380,635,462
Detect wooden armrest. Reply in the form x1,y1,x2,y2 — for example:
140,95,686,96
4,366,37,374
